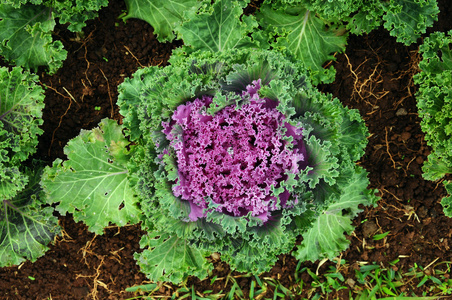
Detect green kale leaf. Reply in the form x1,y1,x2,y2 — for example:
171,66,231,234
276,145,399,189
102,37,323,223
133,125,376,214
0,66,58,267
0,3,66,74
122,0,202,42
256,2,347,84
0,164,59,267
382,0,439,46
41,119,141,235
414,30,452,217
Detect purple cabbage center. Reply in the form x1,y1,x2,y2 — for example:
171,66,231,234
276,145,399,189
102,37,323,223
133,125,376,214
162,80,307,222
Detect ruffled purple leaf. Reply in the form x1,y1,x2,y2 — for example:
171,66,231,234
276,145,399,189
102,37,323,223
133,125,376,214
162,80,307,222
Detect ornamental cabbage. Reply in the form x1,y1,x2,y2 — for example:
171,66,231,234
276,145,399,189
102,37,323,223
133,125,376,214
41,47,378,283
116,48,378,283
162,82,307,223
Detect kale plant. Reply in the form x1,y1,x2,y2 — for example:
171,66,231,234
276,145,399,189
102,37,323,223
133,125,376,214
256,0,439,82
266,0,440,44
414,30,452,216
0,0,109,74
0,66,59,267
42,48,377,283
122,0,439,83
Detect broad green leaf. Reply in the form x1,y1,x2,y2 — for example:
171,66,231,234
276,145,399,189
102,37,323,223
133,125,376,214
41,119,141,235
0,165,60,267
0,4,67,74
295,166,377,261
175,0,260,52
257,3,347,84
295,205,354,261
136,232,211,283
122,0,201,42
382,0,439,45
206,211,249,235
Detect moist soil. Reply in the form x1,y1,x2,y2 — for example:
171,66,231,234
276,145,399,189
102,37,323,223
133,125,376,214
1,1,452,299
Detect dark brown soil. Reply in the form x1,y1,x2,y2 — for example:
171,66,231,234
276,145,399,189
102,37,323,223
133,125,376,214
1,1,452,299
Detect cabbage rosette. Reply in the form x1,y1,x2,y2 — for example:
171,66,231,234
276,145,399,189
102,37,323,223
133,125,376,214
118,49,377,283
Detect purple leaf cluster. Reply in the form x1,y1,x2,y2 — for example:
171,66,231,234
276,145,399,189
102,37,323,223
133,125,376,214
163,80,307,222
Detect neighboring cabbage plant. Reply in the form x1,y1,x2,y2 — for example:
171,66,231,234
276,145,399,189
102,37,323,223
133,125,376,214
0,66,59,267
0,0,109,74
414,30,452,216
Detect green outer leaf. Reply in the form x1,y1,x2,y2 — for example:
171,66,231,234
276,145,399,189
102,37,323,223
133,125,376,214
135,232,211,284
49,0,108,32
271,0,384,36
123,0,201,42
0,4,67,74
0,66,44,166
382,0,439,45
1,0,108,32
0,66,44,200
414,31,452,181
41,119,141,235
346,0,384,35
337,107,369,162
117,68,149,142
0,166,28,201
414,30,452,217
257,3,347,84
294,165,378,261
223,214,297,273
422,150,452,181
295,0,361,21
118,64,203,143
417,30,452,75
174,0,260,53
299,135,339,188
0,164,60,267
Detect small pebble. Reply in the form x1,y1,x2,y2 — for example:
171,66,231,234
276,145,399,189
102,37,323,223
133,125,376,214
362,221,378,237
396,108,408,116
